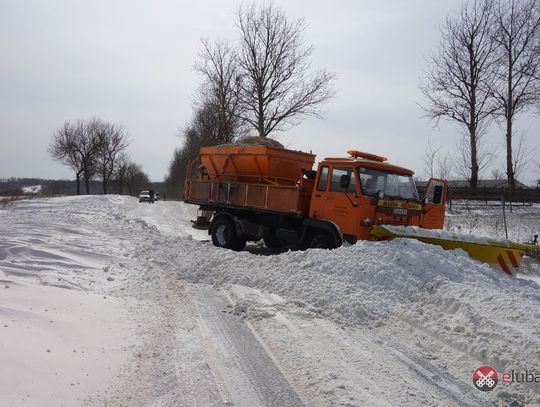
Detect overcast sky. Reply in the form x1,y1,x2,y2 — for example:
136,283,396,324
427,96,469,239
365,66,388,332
1,0,539,184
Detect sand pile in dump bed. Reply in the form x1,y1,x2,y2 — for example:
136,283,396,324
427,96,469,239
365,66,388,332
223,136,284,148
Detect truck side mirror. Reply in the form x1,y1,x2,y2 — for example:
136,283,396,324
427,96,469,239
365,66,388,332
339,174,350,190
433,185,443,204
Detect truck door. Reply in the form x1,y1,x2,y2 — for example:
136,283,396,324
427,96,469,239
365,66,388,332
321,167,360,237
310,165,329,219
420,178,448,229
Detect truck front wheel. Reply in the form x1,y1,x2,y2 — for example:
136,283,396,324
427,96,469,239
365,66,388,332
210,217,246,251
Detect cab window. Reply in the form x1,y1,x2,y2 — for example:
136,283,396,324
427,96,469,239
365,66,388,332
425,180,446,204
358,166,419,200
330,167,357,192
317,166,329,191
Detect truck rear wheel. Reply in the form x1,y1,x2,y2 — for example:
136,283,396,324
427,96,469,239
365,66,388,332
263,231,283,249
210,217,246,251
304,231,336,250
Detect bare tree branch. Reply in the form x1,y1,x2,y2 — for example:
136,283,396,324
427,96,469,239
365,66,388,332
194,39,246,142
511,132,536,181
453,132,494,181
423,137,442,178
92,118,130,194
235,3,336,138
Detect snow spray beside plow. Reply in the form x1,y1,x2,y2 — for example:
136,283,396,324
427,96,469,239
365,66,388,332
370,225,539,275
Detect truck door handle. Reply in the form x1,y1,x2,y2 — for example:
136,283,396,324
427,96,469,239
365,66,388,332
315,194,321,197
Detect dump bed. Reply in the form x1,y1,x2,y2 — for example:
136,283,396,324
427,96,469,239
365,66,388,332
184,145,316,217
199,145,315,185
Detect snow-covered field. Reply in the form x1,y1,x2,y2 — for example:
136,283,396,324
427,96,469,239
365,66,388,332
1,196,539,406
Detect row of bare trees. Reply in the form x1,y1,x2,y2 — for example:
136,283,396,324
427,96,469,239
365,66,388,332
49,117,150,195
423,132,536,186
421,0,540,191
165,3,335,199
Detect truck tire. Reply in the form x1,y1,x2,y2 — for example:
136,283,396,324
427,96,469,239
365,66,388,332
304,230,336,250
210,216,246,251
263,231,283,249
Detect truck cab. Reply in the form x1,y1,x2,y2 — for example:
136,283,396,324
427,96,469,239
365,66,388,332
309,151,447,243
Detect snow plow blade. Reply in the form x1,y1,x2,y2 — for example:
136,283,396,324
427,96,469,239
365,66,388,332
370,225,538,275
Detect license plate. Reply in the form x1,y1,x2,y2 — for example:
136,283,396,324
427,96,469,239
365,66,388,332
393,208,407,215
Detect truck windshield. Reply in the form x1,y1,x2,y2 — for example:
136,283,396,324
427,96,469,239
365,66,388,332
358,167,419,200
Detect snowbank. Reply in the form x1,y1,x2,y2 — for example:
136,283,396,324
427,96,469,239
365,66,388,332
2,196,539,405
132,201,540,404
0,196,140,406
0,282,132,406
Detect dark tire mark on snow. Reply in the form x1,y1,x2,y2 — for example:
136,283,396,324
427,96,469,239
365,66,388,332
197,286,306,407
376,337,493,406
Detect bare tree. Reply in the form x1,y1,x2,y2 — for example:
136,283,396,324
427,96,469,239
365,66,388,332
79,120,102,194
165,3,336,198
511,133,536,182
164,113,212,200
194,39,246,143
491,0,540,192
420,0,498,191
112,153,130,195
423,137,442,178
423,137,454,180
235,3,335,138
435,153,454,179
49,121,85,194
125,162,151,196
49,119,101,194
165,100,246,200
491,167,505,180
164,147,188,200
91,119,129,194
453,133,494,182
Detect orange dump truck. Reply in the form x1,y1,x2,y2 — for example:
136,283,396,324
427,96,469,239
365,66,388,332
184,145,448,251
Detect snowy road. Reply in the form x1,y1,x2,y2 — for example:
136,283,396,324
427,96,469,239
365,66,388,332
1,196,539,406
196,286,305,407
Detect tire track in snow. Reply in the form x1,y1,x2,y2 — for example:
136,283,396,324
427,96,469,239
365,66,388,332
196,286,306,407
